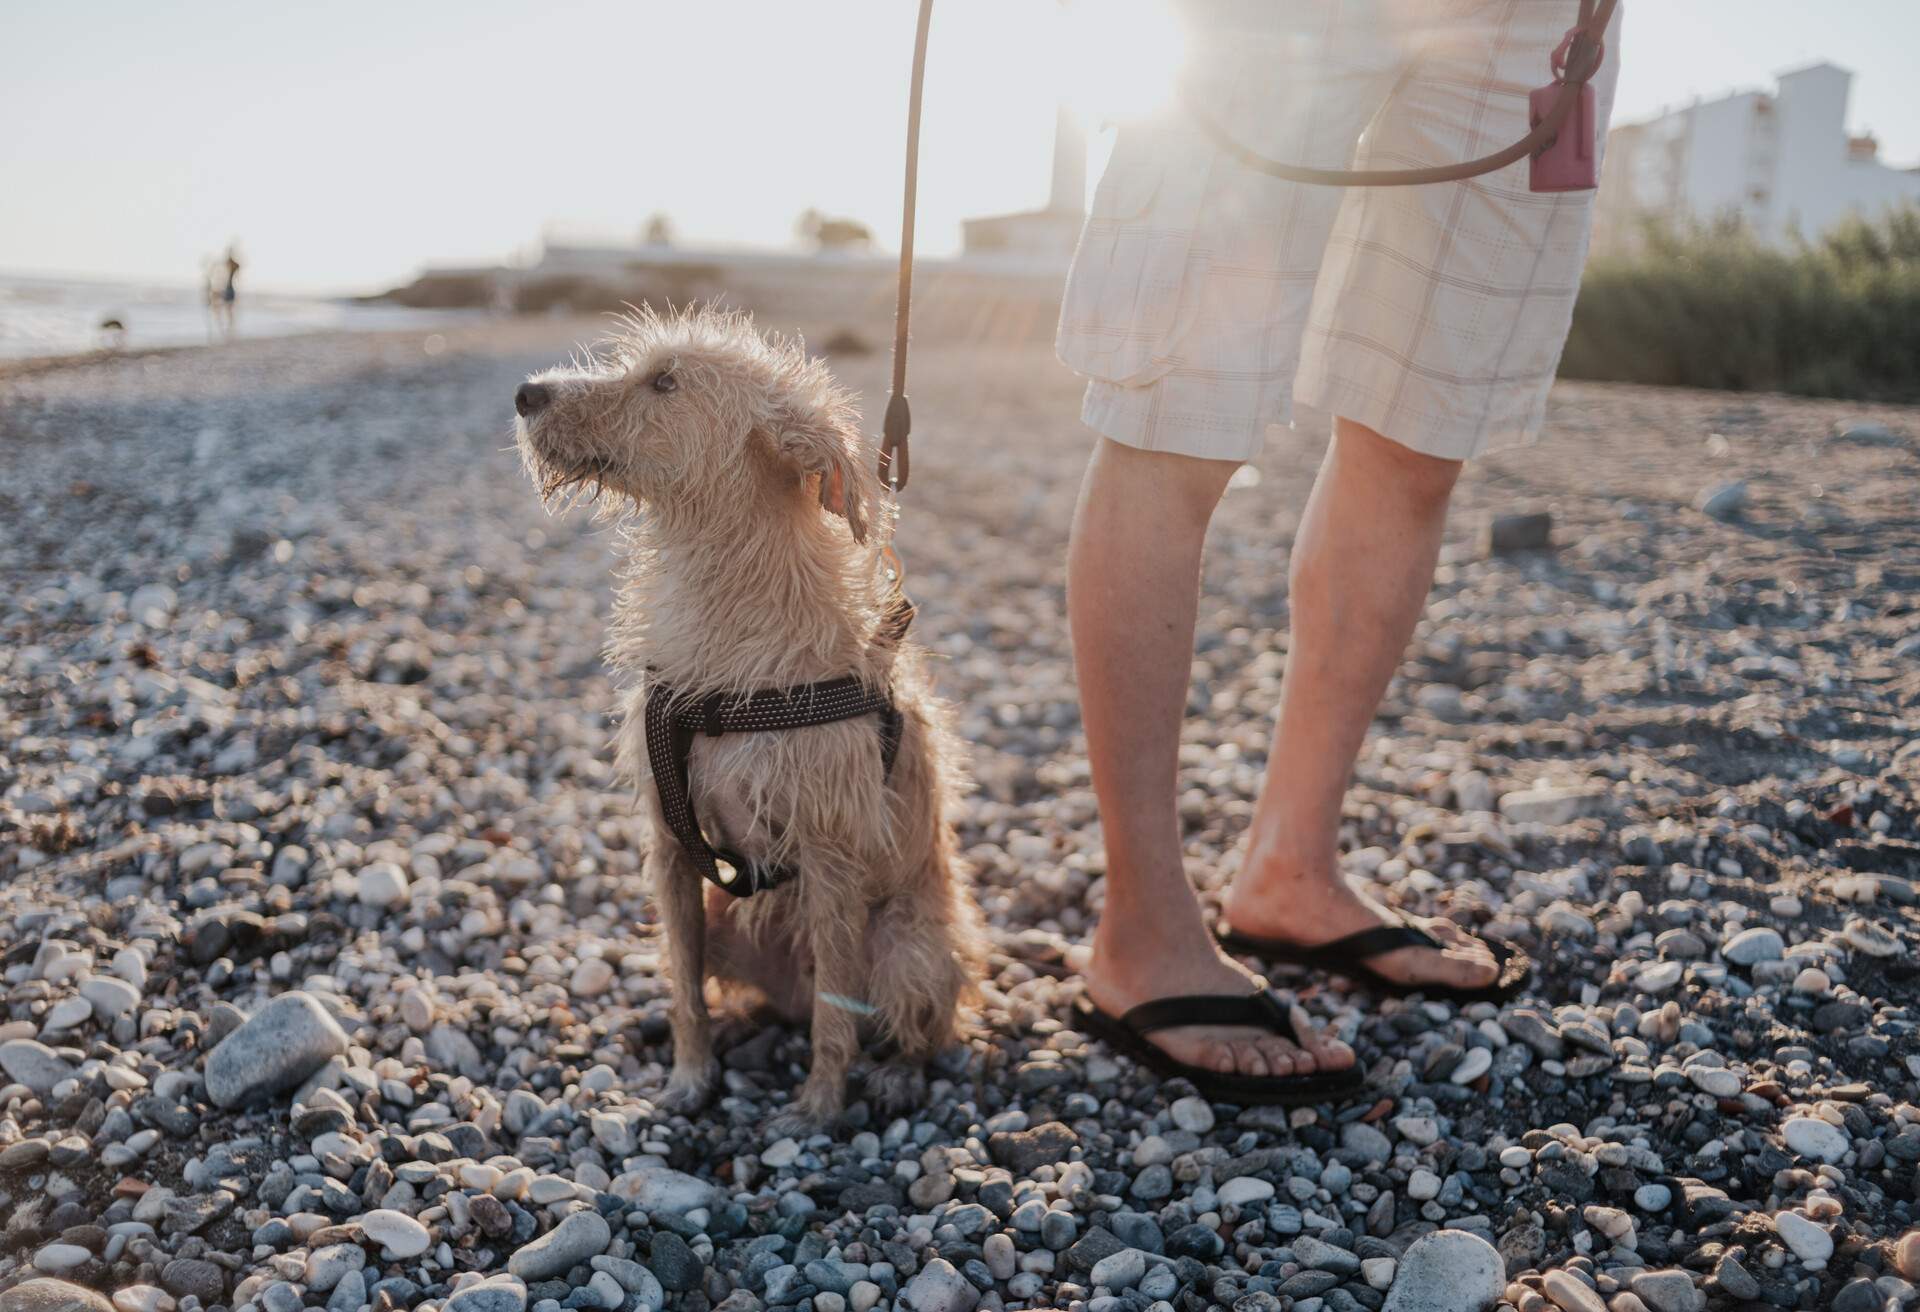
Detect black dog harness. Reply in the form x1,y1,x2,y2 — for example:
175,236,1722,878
643,592,915,898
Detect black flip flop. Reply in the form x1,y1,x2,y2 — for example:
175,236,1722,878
1073,984,1366,1106
1216,914,1532,1006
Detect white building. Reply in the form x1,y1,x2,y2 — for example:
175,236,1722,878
960,105,1087,267
1595,62,1920,251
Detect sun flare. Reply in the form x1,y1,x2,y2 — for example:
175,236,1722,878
1052,0,1190,126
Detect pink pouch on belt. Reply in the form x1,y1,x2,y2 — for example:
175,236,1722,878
1529,81,1597,192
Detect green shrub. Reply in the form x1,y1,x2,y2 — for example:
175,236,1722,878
1561,205,1920,400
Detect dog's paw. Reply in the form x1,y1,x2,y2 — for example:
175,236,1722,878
862,1061,927,1115
761,1106,826,1140
658,1059,719,1115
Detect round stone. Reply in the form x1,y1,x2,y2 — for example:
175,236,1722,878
32,1245,92,1274
1541,1270,1606,1312
81,975,141,1020
1217,1176,1276,1208
1774,1211,1833,1268
110,1289,173,1312
1722,927,1784,966
1450,1047,1493,1084
204,990,351,1109
0,1041,78,1096
1633,1183,1672,1213
1895,1231,1920,1281
507,1209,611,1280
1169,1096,1214,1134
1687,1066,1741,1097
356,860,410,908
361,1208,431,1258
0,1280,116,1312
1781,1116,1849,1163
571,958,615,997
1382,1229,1504,1312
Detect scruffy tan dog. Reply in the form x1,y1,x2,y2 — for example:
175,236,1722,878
514,307,983,1132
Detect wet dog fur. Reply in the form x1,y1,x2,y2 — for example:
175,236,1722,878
513,307,983,1132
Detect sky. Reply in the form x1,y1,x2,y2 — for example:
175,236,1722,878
4,0,1919,295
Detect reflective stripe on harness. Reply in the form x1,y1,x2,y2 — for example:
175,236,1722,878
643,594,915,898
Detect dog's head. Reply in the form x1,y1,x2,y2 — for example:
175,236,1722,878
513,306,878,544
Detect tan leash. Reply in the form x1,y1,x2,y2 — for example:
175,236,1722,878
1177,0,1616,187
876,0,1613,492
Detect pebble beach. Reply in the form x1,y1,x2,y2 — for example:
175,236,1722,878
2,319,1918,1312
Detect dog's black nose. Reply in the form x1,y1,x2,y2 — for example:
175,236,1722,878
515,382,552,417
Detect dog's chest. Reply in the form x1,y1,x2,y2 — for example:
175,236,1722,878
678,720,881,862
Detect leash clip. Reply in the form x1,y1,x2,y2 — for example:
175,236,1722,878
1550,23,1605,85
878,392,912,493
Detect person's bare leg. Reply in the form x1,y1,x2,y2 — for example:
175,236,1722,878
1222,417,1498,988
1073,438,1353,1079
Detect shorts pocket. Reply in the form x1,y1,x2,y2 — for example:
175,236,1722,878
1057,121,1216,387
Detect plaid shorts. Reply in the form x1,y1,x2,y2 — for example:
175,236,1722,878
1056,0,1623,463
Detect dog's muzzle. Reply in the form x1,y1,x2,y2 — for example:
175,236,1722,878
515,382,552,417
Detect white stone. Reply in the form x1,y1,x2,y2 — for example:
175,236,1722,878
609,1165,725,1216
1687,1066,1741,1097
111,1287,174,1312
761,1137,802,1169
1636,961,1683,993
356,860,410,908
1383,1229,1505,1312
571,958,615,997
1542,1269,1606,1312
1169,1095,1214,1134
900,1257,978,1312
41,998,93,1033
1089,1248,1147,1291
204,991,351,1108
1407,1169,1442,1201
1780,1116,1849,1163
1362,1257,1397,1290
361,1208,431,1258
110,948,149,992
33,1244,93,1273
82,975,141,1021
1216,1176,1276,1208
1393,1115,1441,1146
1450,1047,1493,1085
1774,1211,1833,1267
1499,786,1608,826
1,1039,79,1095
1722,927,1784,966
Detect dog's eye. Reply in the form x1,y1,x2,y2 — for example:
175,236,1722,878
651,371,678,394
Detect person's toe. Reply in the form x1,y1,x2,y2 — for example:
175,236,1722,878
1293,1005,1356,1071
1255,1035,1301,1076
1231,1039,1269,1078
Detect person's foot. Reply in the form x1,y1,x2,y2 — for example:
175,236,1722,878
1079,934,1355,1079
1221,858,1500,991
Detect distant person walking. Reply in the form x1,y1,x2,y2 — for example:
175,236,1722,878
208,244,241,342
1058,1,1622,1098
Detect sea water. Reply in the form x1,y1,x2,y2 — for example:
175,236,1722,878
0,272,469,361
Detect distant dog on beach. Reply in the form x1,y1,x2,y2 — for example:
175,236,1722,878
513,307,982,1131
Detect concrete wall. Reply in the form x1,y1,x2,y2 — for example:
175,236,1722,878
1767,63,1852,240
1682,93,1764,225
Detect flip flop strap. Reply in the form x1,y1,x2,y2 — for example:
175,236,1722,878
1273,919,1442,966
1120,987,1297,1040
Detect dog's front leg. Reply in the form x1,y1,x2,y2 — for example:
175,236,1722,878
766,871,867,1136
651,840,719,1114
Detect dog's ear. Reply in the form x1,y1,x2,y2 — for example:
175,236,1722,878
775,403,874,545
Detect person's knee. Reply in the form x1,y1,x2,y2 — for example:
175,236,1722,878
1087,437,1238,528
1332,417,1462,509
